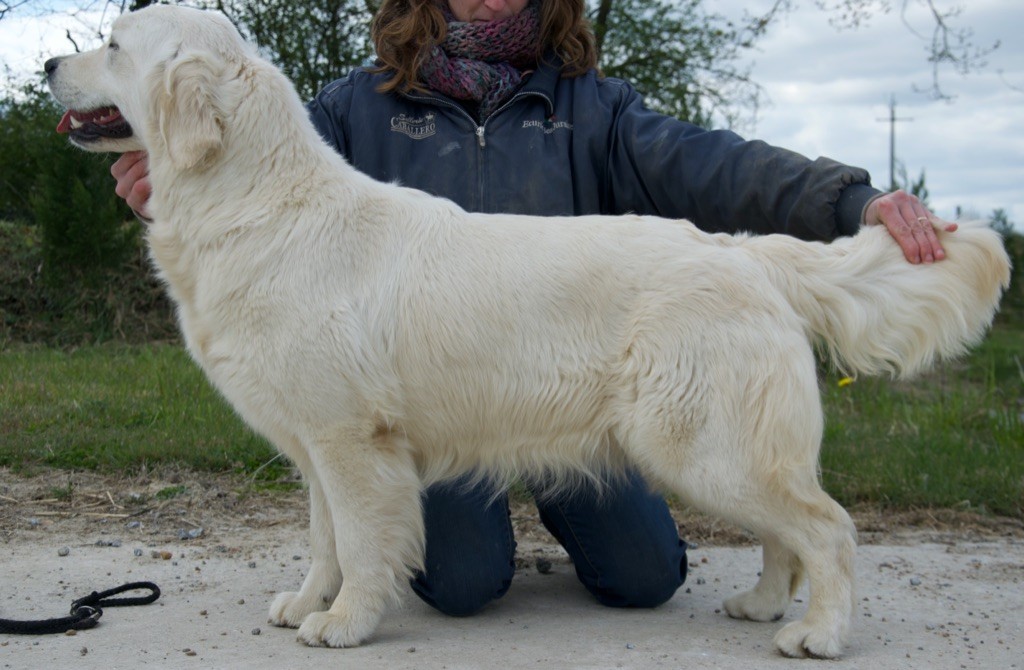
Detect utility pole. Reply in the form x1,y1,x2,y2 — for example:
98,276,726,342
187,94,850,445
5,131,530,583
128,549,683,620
877,95,913,191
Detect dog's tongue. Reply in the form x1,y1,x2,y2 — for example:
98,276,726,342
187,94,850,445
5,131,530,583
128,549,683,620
56,106,122,134
56,110,74,134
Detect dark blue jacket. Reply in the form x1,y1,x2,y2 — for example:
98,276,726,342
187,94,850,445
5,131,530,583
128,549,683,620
308,58,881,241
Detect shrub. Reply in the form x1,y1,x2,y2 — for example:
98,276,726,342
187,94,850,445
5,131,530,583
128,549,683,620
0,78,178,345
1,78,136,280
0,220,177,347
998,231,1024,323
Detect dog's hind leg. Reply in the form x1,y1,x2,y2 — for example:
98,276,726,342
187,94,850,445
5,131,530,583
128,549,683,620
630,338,856,658
268,447,344,628
715,477,856,658
295,420,424,648
728,425,854,658
739,346,857,659
766,492,856,659
658,442,856,659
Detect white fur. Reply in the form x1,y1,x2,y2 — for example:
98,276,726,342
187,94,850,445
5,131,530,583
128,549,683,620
47,5,1011,658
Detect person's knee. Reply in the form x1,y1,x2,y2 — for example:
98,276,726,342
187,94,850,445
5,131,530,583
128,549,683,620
412,566,513,617
425,586,502,617
585,544,689,608
596,573,682,608
415,477,516,616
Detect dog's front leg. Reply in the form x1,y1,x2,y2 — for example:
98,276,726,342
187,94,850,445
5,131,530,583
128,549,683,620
268,464,343,627
296,424,424,648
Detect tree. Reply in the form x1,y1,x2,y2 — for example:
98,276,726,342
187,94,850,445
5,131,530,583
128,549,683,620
214,0,377,101
590,0,761,126
988,208,1023,320
989,208,1014,236
894,163,929,206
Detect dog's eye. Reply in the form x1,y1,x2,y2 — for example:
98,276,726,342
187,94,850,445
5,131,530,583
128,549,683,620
108,41,120,52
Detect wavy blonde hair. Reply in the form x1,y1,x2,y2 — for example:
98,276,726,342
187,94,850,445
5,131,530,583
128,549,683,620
370,0,598,94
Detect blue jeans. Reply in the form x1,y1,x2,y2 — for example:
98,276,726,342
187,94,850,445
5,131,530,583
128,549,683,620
411,471,688,616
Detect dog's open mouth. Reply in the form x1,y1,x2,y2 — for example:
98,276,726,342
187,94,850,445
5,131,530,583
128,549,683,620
56,106,133,142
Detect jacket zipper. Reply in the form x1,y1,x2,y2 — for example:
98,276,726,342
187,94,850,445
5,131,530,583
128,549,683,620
402,89,553,206
475,91,548,148
405,90,553,151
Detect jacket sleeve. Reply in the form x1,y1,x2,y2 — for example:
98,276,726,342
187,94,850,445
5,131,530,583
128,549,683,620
306,74,355,159
600,79,881,241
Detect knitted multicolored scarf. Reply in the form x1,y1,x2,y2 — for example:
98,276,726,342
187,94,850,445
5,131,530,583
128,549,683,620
419,2,541,120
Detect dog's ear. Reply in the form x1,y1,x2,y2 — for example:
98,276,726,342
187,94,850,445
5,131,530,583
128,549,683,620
156,51,228,170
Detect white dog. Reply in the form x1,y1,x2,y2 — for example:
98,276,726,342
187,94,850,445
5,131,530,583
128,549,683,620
46,5,1010,658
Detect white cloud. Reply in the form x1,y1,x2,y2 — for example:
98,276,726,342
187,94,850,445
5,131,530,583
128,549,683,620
715,0,1024,225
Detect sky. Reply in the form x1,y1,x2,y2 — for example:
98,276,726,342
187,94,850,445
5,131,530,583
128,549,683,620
1,0,1021,226
711,0,1023,226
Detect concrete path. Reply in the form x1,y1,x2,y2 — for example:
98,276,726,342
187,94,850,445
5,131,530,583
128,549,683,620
2,525,1021,669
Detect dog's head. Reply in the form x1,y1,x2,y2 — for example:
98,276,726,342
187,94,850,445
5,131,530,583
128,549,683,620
45,5,249,170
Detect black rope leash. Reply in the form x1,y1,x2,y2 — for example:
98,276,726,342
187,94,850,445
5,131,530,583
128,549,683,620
0,582,160,635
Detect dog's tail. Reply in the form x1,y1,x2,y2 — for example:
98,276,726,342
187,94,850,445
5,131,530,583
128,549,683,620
758,221,1011,378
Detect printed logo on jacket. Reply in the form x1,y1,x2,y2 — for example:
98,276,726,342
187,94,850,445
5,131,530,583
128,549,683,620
522,118,573,134
391,113,437,140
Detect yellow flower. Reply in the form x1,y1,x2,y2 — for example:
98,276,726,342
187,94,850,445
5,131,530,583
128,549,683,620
837,377,855,388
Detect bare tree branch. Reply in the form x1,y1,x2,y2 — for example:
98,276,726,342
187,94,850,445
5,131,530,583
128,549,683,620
902,0,999,101
0,0,31,21
64,27,79,51
813,0,892,30
997,69,1024,96
757,0,999,101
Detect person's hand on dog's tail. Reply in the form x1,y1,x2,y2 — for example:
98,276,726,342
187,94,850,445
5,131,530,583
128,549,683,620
863,189,957,265
111,150,153,220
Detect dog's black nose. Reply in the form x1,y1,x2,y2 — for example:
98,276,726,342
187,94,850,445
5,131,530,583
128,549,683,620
44,57,62,77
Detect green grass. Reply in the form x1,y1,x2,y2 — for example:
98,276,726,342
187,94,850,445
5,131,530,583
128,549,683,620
0,343,278,474
819,324,1023,517
1,324,1021,516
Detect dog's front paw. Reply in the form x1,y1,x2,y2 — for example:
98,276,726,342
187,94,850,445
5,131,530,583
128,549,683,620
268,591,329,628
773,619,846,659
724,590,787,622
296,608,381,648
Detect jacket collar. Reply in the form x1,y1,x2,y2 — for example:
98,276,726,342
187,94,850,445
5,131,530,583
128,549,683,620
518,51,563,115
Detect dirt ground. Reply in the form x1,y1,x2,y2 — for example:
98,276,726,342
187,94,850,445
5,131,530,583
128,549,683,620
3,467,1021,553
2,468,1023,669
